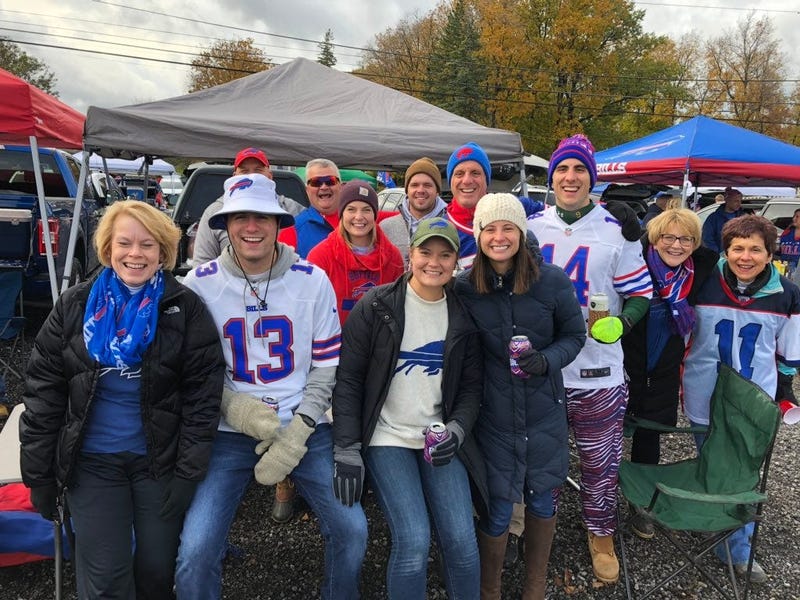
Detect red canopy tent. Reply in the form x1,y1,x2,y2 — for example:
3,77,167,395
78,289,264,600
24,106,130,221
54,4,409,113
0,68,84,148
0,68,86,302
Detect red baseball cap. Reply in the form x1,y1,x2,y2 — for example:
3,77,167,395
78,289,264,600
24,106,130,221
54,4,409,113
234,147,270,168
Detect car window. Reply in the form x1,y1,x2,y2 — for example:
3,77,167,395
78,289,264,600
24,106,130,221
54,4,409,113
274,173,309,209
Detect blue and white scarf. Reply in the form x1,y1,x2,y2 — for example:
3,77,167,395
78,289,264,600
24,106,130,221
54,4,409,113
83,267,164,368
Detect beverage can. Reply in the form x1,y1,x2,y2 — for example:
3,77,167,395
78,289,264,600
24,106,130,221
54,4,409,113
588,292,610,336
589,292,609,312
261,396,279,411
423,422,450,464
509,335,531,379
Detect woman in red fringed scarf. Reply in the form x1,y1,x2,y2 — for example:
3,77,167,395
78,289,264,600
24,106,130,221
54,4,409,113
308,180,404,327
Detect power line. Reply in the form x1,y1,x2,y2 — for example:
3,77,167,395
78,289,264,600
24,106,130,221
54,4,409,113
89,0,375,54
0,9,366,62
7,36,797,124
7,20,799,87
634,1,800,14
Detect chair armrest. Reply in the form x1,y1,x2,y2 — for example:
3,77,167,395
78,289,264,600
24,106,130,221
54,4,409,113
624,415,708,436
655,483,766,505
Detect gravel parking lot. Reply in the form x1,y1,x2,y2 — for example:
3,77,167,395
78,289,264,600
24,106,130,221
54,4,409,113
1,310,798,599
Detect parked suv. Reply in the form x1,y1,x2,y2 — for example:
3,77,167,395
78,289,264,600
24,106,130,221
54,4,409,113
171,164,309,275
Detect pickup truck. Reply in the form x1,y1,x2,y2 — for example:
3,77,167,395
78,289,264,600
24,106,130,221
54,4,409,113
0,145,107,303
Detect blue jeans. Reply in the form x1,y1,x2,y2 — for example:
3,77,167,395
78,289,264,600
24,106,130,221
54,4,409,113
365,446,479,600
481,488,556,537
690,420,754,565
175,426,368,600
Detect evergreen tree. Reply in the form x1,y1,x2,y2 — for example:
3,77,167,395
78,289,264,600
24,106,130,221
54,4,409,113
318,29,337,67
424,0,486,123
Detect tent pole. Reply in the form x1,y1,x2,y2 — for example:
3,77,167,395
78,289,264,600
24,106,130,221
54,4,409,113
519,158,527,197
61,151,88,293
29,136,59,305
100,155,114,200
681,169,691,209
143,157,151,206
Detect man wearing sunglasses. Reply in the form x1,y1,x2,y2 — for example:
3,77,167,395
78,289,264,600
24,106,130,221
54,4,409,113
278,159,343,258
192,148,305,265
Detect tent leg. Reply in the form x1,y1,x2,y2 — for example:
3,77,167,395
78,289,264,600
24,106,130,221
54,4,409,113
54,518,62,600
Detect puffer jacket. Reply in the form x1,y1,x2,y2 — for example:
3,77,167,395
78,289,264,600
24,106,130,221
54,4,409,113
20,271,225,490
454,257,586,503
333,273,488,510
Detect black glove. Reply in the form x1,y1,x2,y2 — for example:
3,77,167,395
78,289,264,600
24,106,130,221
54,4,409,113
516,347,548,376
30,484,58,520
332,444,364,507
604,200,642,242
428,421,464,467
160,477,198,520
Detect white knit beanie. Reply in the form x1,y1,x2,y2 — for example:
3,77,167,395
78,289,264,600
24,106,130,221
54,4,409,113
473,193,528,246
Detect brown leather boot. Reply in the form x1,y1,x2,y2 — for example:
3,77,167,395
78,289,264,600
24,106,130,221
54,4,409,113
271,477,295,524
522,512,557,600
477,528,508,600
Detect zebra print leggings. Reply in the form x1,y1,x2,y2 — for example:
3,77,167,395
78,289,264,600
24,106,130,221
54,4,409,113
565,383,628,536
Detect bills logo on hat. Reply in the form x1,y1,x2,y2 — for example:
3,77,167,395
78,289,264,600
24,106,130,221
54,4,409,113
456,147,474,161
229,177,254,195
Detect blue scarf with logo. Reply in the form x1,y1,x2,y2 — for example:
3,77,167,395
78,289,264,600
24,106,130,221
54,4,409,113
83,267,164,368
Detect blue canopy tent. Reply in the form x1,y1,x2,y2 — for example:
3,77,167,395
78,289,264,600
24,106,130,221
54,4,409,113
595,116,800,188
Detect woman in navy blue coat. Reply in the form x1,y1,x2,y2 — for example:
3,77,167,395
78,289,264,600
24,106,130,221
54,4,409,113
454,193,585,599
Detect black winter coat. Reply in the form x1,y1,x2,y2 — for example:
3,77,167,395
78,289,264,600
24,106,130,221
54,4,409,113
332,273,488,509
454,261,586,503
622,241,719,424
20,271,225,490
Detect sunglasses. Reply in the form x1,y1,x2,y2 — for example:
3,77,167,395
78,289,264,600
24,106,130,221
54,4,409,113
307,175,340,188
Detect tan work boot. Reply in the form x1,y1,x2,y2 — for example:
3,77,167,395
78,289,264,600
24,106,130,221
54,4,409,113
477,528,508,599
271,477,295,524
587,531,619,584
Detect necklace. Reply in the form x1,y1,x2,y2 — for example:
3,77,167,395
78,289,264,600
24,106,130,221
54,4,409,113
236,248,277,310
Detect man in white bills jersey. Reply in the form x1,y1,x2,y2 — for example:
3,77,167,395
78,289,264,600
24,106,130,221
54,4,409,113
527,134,652,585
177,173,367,599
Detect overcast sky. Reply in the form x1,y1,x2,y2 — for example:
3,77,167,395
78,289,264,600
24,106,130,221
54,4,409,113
3,0,799,114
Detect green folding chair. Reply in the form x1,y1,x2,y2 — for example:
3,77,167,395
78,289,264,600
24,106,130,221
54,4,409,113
618,363,781,600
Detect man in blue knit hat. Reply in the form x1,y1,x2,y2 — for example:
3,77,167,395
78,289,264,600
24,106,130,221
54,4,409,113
445,142,493,270
528,133,653,586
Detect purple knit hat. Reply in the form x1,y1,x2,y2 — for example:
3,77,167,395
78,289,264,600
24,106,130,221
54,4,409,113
547,134,597,189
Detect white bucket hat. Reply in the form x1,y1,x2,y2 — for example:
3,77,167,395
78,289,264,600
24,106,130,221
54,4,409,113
209,173,294,230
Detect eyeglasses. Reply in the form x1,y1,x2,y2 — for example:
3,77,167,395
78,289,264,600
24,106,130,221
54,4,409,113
660,234,695,247
307,175,340,188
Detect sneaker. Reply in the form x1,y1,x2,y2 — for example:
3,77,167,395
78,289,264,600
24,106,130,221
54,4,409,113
503,533,522,568
628,509,655,540
271,477,296,524
734,559,767,584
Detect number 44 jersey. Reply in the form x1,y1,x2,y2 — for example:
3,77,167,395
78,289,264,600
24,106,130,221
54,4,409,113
183,251,341,430
683,266,800,426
